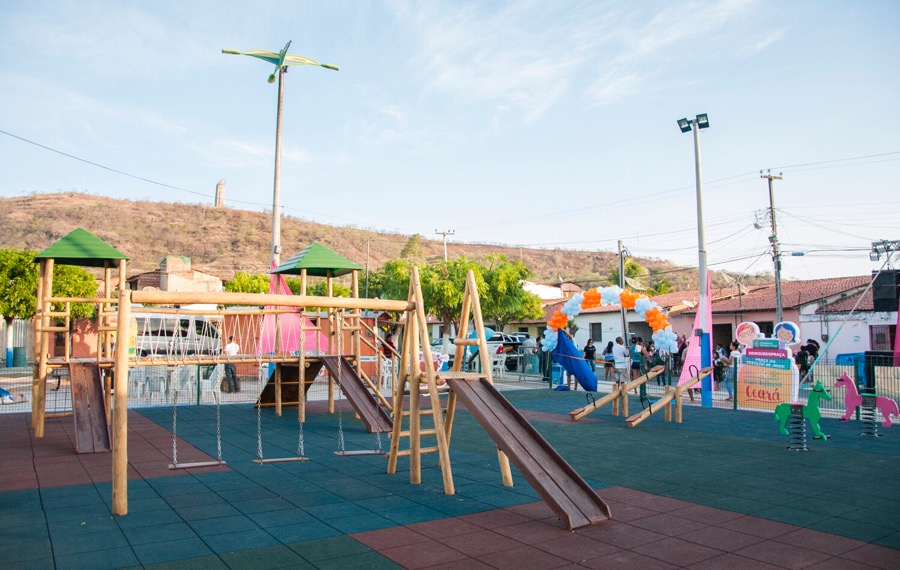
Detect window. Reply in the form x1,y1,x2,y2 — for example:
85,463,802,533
590,323,603,343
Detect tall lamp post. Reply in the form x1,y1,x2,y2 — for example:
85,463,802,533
223,41,338,267
677,113,712,407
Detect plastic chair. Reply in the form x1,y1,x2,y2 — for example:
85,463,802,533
491,354,506,379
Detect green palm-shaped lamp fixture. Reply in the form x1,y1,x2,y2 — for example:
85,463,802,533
221,41,338,265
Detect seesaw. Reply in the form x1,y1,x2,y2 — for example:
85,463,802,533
625,367,713,428
569,366,665,421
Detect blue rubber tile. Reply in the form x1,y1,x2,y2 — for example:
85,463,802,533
52,528,130,556
122,496,175,514
187,514,259,537
48,514,120,537
122,521,199,546
326,512,395,534
218,545,312,570
114,508,183,530
55,546,139,570
380,504,449,526
355,495,421,513
174,502,241,521
202,528,281,554
44,501,113,523
230,496,296,515
247,508,316,529
5,557,55,570
132,537,214,565
41,490,104,509
0,520,49,544
0,509,49,532
266,520,342,544
313,551,402,570
2,538,53,564
0,489,42,511
162,490,226,507
287,535,373,562
304,502,374,520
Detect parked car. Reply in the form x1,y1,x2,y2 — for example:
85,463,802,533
133,312,222,357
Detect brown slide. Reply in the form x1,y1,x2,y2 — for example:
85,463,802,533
70,362,111,453
321,356,392,433
446,376,611,530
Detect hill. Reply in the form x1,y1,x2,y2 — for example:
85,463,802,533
0,192,768,289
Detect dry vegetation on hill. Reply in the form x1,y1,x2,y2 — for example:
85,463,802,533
0,192,770,290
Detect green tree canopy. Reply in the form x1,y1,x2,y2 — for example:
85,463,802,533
52,265,99,318
479,255,543,331
399,233,425,261
608,259,648,288
224,272,270,294
420,257,483,338
0,248,39,322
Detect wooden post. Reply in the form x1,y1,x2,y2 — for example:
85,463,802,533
351,270,361,377
35,258,54,438
408,304,421,485
112,289,132,516
664,385,673,422
386,314,412,475
32,260,45,428
300,268,307,295
327,271,335,414
274,314,282,417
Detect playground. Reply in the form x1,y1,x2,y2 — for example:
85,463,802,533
4,388,900,569
4,230,899,568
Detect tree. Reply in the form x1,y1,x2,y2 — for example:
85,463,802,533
224,272,270,294
51,265,98,318
479,255,543,331
608,259,648,288
647,278,673,296
0,249,39,364
420,257,483,341
367,259,412,301
399,233,425,261
305,281,352,298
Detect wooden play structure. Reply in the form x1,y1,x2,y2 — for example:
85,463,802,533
569,365,713,428
30,232,610,530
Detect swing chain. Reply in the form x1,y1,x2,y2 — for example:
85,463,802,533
215,387,223,463
336,313,346,453
171,390,178,465
298,420,305,457
256,396,264,462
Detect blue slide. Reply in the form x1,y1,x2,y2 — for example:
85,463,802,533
551,330,598,392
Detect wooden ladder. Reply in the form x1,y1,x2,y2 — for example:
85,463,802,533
386,268,514,494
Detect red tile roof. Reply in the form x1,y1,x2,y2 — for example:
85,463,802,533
706,276,869,313
817,287,874,312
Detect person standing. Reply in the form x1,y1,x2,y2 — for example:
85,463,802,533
522,334,538,374
583,339,597,373
224,336,240,393
723,341,741,402
612,336,630,384
603,341,615,381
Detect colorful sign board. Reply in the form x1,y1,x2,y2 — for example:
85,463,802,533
737,364,794,411
736,321,800,410
745,348,788,359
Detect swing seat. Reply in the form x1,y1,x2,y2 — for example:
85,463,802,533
168,460,227,470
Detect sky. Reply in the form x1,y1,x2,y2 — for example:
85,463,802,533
1,0,898,283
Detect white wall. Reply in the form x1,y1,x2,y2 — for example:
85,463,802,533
799,310,897,358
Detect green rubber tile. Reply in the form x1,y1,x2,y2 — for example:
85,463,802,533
202,528,280,554
122,521,199,546
5,557,55,570
265,519,342,544
380,504,446,526
230,496,296,515
247,507,316,529
48,514,120,537
44,501,113,523
0,489,42,511
114,507,183,529
2,538,53,564
55,546,140,570
51,528,130,556
326,512,394,534
313,551,403,570
219,544,312,570
288,535,372,562
752,505,835,528
811,517,896,543
305,501,374,520
174,502,241,521
187,514,259,537
132,537,214,566
873,532,900,550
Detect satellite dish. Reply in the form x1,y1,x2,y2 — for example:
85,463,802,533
624,276,647,291
682,300,695,308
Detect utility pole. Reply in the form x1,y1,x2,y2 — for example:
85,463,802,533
364,238,371,298
435,229,455,262
761,170,784,323
618,240,629,342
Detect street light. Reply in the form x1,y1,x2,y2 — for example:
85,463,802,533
677,113,712,407
223,41,338,266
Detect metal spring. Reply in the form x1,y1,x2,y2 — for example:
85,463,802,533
860,402,880,438
787,408,808,451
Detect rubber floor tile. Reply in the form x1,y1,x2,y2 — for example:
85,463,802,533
532,532,620,562
266,519,341,543
840,543,900,569
140,554,229,570
734,539,833,569
325,512,394,534
379,539,470,569
811,517,896,543
774,527,867,555
55,546,140,570
630,512,709,536
218,544,310,570
201,528,280,554
687,552,784,569
5,557,55,570
187,514,260,537
312,551,402,570
352,525,429,550
633,535,724,566
493,519,573,543
132,537,213,565
677,524,767,551
719,515,801,539
459,507,532,528
440,528,521,557
670,503,745,525
407,517,482,539
288,534,373,562
51,529,130,556
476,544,574,570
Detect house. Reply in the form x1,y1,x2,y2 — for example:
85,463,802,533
127,255,223,293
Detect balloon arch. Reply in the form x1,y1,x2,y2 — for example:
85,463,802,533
541,286,678,354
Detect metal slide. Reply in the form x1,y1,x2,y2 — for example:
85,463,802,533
446,376,611,530
321,356,392,433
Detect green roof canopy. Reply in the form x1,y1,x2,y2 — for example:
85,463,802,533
272,242,362,277
34,228,129,268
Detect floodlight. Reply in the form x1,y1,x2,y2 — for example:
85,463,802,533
677,118,691,133
696,113,709,129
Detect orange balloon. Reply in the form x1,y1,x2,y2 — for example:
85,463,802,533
620,290,637,309
582,289,601,309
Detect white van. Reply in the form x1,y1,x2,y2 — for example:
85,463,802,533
133,313,222,357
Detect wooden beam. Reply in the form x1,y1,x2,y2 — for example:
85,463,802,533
112,290,131,516
569,366,665,422
131,290,412,312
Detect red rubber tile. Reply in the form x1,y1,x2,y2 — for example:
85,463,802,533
734,540,833,569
